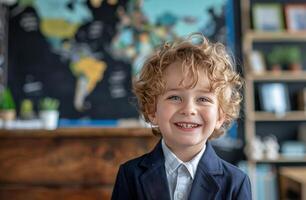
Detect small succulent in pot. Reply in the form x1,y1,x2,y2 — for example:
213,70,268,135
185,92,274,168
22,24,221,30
39,97,60,111
39,97,60,130
0,87,16,121
20,99,35,119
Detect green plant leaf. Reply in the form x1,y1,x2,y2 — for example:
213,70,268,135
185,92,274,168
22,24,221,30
0,88,16,110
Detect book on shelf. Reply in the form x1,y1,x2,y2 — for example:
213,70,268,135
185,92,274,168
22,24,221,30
258,83,290,115
238,162,278,200
297,88,306,111
298,123,306,144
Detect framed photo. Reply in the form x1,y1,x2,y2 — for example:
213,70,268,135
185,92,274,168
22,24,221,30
258,83,290,115
248,51,266,74
285,4,306,32
252,4,284,31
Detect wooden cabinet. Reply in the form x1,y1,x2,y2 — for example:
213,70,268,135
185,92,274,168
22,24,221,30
0,128,158,200
279,167,306,199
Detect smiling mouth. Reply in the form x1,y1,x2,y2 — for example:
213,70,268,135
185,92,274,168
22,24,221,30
174,122,202,129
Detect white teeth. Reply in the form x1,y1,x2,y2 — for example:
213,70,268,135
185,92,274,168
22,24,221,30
176,123,199,128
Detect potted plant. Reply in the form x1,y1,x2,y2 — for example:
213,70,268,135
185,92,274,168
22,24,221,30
0,88,16,121
20,99,35,119
39,97,60,130
286,46,302,72
267,46,302,73
267,47,284,72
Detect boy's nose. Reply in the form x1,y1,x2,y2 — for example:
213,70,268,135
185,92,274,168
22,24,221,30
179,101,196,116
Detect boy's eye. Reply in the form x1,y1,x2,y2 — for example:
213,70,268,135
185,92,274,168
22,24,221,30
197,97,212,103
167,95,182,101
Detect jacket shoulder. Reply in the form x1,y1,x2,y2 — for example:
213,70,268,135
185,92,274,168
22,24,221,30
121,140,163,171
122,152,148,166
220,159,248,180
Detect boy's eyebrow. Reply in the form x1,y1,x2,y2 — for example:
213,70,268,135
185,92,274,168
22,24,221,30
195,89,213,93
164,88,212,93
164,88,180,92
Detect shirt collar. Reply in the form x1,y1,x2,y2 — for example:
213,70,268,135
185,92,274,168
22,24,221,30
161,139,206,179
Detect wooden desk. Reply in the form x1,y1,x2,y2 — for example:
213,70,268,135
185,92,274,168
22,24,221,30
279,167,306,200
0,128,158,200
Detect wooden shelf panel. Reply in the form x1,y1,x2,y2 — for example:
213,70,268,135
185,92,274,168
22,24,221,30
0,127,153,138
249,111,306,121
246,71,306,81
249,155,306,163
245,31,306,42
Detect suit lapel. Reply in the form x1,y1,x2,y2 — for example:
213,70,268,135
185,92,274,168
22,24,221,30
188,164,220,200
140,140,171,200
188,142,223,200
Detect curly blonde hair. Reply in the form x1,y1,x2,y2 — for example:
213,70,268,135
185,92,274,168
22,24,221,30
133,33,243,139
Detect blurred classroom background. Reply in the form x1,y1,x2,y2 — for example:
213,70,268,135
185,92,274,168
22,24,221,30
0,0,306,199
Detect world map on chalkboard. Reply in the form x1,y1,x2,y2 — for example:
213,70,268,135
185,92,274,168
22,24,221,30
7,0,229,120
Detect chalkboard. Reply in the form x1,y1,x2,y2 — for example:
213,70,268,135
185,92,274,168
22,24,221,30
7,0,232,121
0,5,8,87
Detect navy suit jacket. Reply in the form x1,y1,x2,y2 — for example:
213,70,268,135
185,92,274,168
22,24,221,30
111,140,252,200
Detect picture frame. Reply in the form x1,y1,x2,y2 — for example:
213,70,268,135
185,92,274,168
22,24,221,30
258,83,290,115
285,4,306,32
252,3,284,32
248,51,266,74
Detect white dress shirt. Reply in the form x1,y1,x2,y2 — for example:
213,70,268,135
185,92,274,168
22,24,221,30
161,139,206,200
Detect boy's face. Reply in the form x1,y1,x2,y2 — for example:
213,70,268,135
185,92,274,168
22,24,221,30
149,61,225,153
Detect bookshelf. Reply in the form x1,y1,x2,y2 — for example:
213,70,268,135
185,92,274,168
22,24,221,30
241,0,306,159
241,0,306,199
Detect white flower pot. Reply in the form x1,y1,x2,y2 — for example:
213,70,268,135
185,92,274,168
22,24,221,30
39,110,59,130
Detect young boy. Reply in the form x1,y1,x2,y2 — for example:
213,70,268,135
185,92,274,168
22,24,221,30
111,33,252,200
